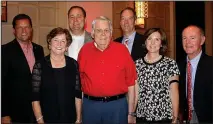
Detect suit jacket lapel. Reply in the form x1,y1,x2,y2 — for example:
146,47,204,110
131,33,139,57
84,31,92,43
118,36,123,43
32,43,41,61
194,53,205,95
14,39,31,74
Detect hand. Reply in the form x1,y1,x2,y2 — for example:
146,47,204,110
128,115,136,124
172,116,179,124
171,119,178,124
37,119,44,124
2,116,11,124
75,120,82,124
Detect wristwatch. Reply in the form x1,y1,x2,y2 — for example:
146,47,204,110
128,112,136,117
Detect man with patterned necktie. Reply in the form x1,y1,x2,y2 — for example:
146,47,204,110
114,7,145,62
178,25,213,123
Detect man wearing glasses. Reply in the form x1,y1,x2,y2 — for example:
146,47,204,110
78,16,137,124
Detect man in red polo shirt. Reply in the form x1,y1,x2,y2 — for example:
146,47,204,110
78,16,137,124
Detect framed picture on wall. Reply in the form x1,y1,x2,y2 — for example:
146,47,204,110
1,1,7,22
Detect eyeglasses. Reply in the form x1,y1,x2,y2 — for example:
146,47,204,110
95,29,111,34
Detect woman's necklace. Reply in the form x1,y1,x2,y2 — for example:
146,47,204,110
144,54,162,64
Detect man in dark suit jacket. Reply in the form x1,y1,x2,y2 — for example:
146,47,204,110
178,25,212,123
114,7,145,62
2,14,44,123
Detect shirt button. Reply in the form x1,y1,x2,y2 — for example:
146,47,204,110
102,72,104,75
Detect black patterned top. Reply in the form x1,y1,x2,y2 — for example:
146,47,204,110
135,56,180,121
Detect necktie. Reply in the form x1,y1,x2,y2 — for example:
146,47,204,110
187,61,192,120
124,38,129,48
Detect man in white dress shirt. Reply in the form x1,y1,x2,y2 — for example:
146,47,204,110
67,6,93,60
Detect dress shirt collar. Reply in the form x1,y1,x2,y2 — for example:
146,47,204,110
187,50,202,69
122,31,136,44
93,40,112,52
17,40,33,50
70,30,85,38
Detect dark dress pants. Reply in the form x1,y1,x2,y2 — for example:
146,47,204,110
82,97,128,124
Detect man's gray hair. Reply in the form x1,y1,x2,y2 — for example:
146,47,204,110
91,16,113,34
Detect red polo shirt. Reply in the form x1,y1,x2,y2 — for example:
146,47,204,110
78,41,137,97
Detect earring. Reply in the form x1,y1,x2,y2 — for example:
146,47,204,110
48,45,51,50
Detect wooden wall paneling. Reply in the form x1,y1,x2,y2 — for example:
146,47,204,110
1,2,67,56
169,2,176,59
112,1,176,58
205,1,213,56
112,1,132,39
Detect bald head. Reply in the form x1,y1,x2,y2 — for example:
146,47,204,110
182,25,204,36
182,25,205,59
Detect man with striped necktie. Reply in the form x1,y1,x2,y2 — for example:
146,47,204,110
178,25,213,123
114,7,146,62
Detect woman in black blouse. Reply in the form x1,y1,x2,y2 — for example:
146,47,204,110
31,27,82,123
134,28,179,123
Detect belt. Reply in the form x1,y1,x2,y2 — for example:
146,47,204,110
84,93,126,102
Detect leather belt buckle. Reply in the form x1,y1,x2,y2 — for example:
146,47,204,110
102,96,109,102
84,93,126,102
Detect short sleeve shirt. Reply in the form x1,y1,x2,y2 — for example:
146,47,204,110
78,41,137,97
135,56,180,121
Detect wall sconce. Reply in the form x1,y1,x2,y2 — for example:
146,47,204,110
135,1,148,28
